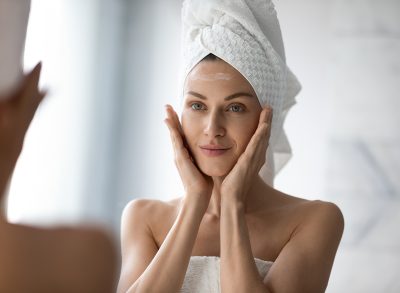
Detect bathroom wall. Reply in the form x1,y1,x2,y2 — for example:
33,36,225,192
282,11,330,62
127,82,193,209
275,0,400,291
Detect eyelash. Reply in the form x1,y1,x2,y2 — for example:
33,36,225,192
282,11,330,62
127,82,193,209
189,102,246,113
191,102,206,111
228,104,245,112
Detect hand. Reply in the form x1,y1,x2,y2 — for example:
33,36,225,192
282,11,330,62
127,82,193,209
164,104,213,209
0,62,46,167
220,107,272,204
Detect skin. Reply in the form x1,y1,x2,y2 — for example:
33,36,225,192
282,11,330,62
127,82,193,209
0,63,118,293
118,59,344,293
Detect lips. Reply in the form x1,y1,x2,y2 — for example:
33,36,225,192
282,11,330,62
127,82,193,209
199,144,231,157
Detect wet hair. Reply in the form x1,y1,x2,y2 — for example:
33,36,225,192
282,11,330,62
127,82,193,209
202,53,221,61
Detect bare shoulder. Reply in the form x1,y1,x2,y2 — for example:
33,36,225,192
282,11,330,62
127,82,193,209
281,198,345,256
299,200,344,234
122,197,181,223
122,197,181,240
262,197,344,292
265,189,344,247
271,189,344,232
123,197,180,213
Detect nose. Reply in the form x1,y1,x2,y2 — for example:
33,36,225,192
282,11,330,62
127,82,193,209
203,110,225,137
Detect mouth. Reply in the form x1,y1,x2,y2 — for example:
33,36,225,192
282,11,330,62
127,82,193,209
199,144,231,157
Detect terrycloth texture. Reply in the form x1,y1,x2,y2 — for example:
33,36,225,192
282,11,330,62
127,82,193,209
0,0,30,98
180,256,273,293
180,0,301,183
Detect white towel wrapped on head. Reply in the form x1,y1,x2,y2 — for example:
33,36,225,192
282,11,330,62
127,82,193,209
179,0,301,183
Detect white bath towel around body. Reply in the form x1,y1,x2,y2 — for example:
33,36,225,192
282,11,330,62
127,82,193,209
181,256,273,293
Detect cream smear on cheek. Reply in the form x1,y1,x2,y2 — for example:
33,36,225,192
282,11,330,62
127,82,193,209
188,72,233,81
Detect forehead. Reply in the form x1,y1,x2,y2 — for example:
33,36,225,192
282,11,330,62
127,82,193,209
184,59,257,96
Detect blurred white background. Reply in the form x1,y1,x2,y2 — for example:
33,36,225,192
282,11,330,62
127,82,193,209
6,0,400,292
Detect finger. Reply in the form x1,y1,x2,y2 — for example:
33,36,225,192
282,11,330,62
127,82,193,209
267,106,273,124
164,117,184,151
165,104,194,157
31,90,48,114
253,123,269,151
260,106,272,144
254,107,271,148
18,62,42,109
251,108,269,155
165,106,183,140
229,108,272,180
265,107,273,140
164,117,201,180
175,114,185,138
164,115,191,166
242,120,269,169
166,104,184,137
258,107,268,127
25,62,42,92
31,61,42,87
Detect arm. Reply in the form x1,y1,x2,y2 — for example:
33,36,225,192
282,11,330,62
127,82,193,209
220,107,272,292
118,198,206,293
220,199,271,293
264,201,344,293
118,105,212,293
219,107,343,292
220,200,344,293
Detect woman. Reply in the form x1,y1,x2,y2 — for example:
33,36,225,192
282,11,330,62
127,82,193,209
118,0,344,292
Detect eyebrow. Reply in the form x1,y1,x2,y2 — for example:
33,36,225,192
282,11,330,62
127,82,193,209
186,91,255,101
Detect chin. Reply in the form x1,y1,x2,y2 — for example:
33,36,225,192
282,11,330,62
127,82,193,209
197,162,233,177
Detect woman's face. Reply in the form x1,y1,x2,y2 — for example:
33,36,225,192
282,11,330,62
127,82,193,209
182,59,263,177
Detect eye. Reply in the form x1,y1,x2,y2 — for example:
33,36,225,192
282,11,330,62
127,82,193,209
191,102,206,111
228,104,245,113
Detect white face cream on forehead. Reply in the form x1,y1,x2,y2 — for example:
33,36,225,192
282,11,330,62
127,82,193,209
188,72,233,82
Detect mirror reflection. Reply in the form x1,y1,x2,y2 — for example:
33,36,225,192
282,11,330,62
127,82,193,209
1,0,398,292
